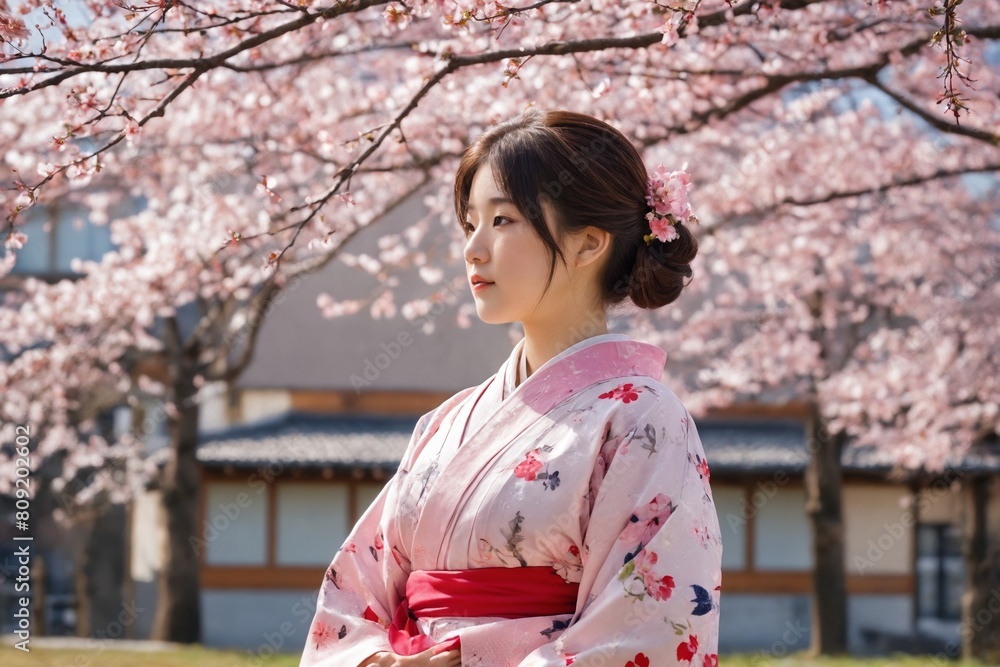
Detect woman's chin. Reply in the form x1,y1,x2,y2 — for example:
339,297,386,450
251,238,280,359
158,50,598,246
473,305,514,325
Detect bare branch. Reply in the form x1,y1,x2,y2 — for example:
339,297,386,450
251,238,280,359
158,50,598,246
867,76,1000,146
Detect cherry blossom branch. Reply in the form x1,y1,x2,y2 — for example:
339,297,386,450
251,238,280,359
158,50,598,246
703,162,1000,238
866,77,1000,146
0,0,393,97
928,0,974,123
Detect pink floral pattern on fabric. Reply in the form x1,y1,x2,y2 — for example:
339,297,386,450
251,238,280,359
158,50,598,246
515,448,544,480
633,551,676,601
620,548,677,602
300,338,722,666
621,493,676,546
308,618,346,651
598,382,641,403
513,447,561,490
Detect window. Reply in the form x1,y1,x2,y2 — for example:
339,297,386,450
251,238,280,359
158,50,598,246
712,485,748,570
275,484,349,566
916,523,964,620
753,485,812,570
200,477,384,581
2,204,114,276
203,481,268,565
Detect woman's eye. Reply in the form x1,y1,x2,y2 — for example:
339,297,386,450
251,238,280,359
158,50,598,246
493,215,512,227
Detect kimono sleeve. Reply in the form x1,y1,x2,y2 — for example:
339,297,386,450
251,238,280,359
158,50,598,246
299,407,439,667
519,395,723,667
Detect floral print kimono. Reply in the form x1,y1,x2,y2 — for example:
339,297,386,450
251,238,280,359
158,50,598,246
300,333,723,667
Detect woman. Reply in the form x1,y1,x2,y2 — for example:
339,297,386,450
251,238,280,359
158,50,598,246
299,108,722,667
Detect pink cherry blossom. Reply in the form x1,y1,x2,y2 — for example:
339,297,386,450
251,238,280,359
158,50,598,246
621,493,676,546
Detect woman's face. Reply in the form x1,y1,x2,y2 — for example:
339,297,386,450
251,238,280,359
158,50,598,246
462,162,568,326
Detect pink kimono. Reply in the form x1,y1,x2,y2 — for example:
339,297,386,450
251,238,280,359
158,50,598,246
300,334,723,667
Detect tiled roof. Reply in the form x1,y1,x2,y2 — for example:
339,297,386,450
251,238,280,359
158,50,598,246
194,411,1000,476
196,412,415,472
699,420,1000,476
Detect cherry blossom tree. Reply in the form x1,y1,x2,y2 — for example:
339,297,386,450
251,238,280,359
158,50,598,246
2,0,998,655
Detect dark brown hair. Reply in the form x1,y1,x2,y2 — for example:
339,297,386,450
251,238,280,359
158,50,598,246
453,107,697,310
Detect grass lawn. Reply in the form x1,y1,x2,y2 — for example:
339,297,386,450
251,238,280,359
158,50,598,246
0,644,298,667
0,645,992,667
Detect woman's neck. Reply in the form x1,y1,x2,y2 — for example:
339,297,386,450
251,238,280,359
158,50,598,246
519,314,610,383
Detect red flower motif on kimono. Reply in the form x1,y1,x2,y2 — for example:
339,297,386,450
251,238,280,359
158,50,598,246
677,634,699,662
564,654,577,665
625,653,650,667
515,448,544,481
696,457,710,480
703,654,719,667
598,382,641,403
632,550,676,601
621,493,676,546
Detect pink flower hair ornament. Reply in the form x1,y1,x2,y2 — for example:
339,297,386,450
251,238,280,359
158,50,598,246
642,163,699,245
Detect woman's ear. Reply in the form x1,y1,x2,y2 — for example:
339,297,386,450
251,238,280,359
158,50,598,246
573,225,612,270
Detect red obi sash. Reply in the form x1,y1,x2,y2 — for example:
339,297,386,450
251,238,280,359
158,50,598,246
387,566,579,656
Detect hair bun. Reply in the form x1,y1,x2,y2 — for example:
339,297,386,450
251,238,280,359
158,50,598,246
627,221,698,310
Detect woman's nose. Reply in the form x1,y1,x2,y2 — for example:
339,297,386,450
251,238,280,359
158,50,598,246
464,228,488,265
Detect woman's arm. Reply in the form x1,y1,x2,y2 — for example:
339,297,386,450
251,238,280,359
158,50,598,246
517,396,723,666
358,648,462,667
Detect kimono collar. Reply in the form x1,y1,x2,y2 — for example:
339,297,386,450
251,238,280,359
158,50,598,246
505,334,667,412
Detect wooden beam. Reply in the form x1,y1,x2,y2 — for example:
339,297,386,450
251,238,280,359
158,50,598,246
290,389,455,415
201,566,324,589
702,402,811,419
721,570,913,594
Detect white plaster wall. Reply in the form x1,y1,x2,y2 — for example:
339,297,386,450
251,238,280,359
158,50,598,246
719,593,913,655
202,589,320,653
915,478,964,524
197,380,232,432
129,489,164,640
130,489,164,582
239,389,293,424
716,593,812,653
843,483,912,575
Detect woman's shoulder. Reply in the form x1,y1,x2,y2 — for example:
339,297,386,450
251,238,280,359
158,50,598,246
596,374,690,426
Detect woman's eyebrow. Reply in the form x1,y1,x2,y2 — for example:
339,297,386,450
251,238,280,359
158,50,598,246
467,196,514,211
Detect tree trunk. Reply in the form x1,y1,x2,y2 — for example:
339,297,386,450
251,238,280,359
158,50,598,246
151,368,202,643
804,400,848,655
961,475,1000,662
79,502,127,638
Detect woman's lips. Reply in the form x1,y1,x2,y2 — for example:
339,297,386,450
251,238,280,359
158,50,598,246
472,281,494,292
